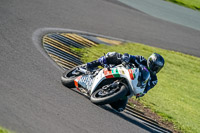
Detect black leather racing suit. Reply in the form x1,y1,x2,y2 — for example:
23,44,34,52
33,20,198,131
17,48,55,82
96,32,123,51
87,52,158,111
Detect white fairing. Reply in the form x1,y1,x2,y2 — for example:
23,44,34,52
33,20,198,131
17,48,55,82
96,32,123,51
88,65,146,98
129,70,145,98
89,70,106,94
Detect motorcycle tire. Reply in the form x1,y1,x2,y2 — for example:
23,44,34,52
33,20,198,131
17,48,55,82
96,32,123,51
61,64,85,88
90,84,128,105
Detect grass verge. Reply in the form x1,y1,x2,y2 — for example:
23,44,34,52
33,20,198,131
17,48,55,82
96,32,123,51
165,0,200,11
0,126,13,133
72,43,200,133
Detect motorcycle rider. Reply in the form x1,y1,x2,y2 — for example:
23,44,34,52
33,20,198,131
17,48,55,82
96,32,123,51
86,52,165,112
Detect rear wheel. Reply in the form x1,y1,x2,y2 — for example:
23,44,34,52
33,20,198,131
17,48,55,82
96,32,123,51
90,84,127,105
61,65,86,88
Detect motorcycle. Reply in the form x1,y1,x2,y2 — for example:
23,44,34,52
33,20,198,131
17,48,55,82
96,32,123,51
61,63,150,107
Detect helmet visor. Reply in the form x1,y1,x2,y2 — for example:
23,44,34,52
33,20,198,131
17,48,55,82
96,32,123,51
149,62,163,73
152,65,162,73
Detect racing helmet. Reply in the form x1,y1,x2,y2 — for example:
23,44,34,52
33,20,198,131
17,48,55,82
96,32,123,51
147,53,165,74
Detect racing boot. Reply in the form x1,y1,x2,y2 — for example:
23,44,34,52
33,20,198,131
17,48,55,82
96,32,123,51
110,96,128,112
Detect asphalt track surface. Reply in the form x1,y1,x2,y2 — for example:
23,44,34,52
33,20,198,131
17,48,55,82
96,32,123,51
119,0,200,31
0,0,200,133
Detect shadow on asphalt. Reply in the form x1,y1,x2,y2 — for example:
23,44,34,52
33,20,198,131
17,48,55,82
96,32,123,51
100,105,172,133
63,86,171,133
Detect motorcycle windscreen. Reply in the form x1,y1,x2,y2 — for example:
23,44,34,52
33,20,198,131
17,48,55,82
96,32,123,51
137,67,150,88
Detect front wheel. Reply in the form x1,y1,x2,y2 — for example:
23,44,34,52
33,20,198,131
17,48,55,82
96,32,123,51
90,84,128,105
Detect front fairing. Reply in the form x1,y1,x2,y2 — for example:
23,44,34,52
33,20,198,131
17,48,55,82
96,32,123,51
89,67,129,94
116,66,145,98
128,69,145,97
77,65,146,98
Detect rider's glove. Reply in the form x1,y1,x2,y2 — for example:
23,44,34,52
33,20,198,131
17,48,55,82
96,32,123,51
104,64,108,68
104,64,111,71
121,53,130,65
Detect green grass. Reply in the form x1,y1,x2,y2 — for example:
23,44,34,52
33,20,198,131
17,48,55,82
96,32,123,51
165,0,200,11
0,126,13,133
72,43,200,133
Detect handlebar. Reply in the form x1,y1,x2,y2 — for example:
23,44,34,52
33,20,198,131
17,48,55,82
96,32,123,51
122,62,136,69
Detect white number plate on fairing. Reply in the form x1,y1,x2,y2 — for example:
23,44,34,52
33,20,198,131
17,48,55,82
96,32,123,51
78,75,93,90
